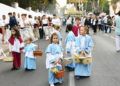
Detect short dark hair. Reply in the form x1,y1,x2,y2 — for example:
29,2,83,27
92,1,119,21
28,15,32,18
21,14,27,16
67,24,73,31
75,17,80,21
53,14,56,17
8,12,12,15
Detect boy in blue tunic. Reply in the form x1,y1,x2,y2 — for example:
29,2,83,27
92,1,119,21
24,37,37,71
65,24,76,71
45,33,63,86
74,26,94,79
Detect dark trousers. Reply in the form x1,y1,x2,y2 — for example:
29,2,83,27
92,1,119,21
92,25,97,34
39,28,44,39
104,25,108,33
103,23,108,33
98,24,103,31
108,26,112,33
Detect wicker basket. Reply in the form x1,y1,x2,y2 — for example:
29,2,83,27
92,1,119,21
63,57,73,65
73,53,92,64
73,54,80,63
51,67,59,73
82,57,92,64
33,50,43,57
55,69,64,79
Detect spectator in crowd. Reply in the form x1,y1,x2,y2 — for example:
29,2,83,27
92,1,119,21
8,12,18,30
114,11,120,52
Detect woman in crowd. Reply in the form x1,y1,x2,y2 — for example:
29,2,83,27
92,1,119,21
92,15,98,34
114,11,120,52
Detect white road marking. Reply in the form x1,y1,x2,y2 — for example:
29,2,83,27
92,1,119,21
69,72,75,86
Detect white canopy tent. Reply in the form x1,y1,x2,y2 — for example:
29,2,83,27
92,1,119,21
0,3,50,19
0,3,18,19
15,7,31,16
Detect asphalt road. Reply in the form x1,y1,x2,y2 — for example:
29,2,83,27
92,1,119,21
0,28,120,86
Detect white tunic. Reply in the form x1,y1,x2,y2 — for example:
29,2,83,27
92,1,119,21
9,38,24,53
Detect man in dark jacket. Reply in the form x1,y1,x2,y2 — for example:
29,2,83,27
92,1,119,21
8,12,18,30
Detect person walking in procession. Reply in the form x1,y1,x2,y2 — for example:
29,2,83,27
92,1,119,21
74,26,94,79
114,11,120,52
45,33,63,86
65,24,76,71
8,26,24,70
24,37,37,71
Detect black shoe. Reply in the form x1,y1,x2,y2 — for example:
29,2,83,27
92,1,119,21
75,76,80,80
25,68,31,71
116,50,120,52
11,68,16,70
11,68,20,70
40,37,43,39
66,66,74,71
54,81,63,85
80,76,90,79
68,68,74,71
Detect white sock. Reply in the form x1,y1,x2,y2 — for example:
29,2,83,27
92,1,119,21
50,84,54,86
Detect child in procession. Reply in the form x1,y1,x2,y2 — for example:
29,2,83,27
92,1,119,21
52,25,62,46
8,26,24,70
72,17,81,37
24,37,37,71
65,24,76,71
45,33,63,86
74,26,94,79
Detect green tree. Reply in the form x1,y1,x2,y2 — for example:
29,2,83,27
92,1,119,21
0,0,57,13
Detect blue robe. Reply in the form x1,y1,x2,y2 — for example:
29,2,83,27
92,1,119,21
65,31,76,53
56,31,62,46
75,35,94,76
65,31,76,68
45,43,63,85
24,43,37,70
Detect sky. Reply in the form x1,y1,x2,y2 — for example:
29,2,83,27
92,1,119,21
57,0,67,7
